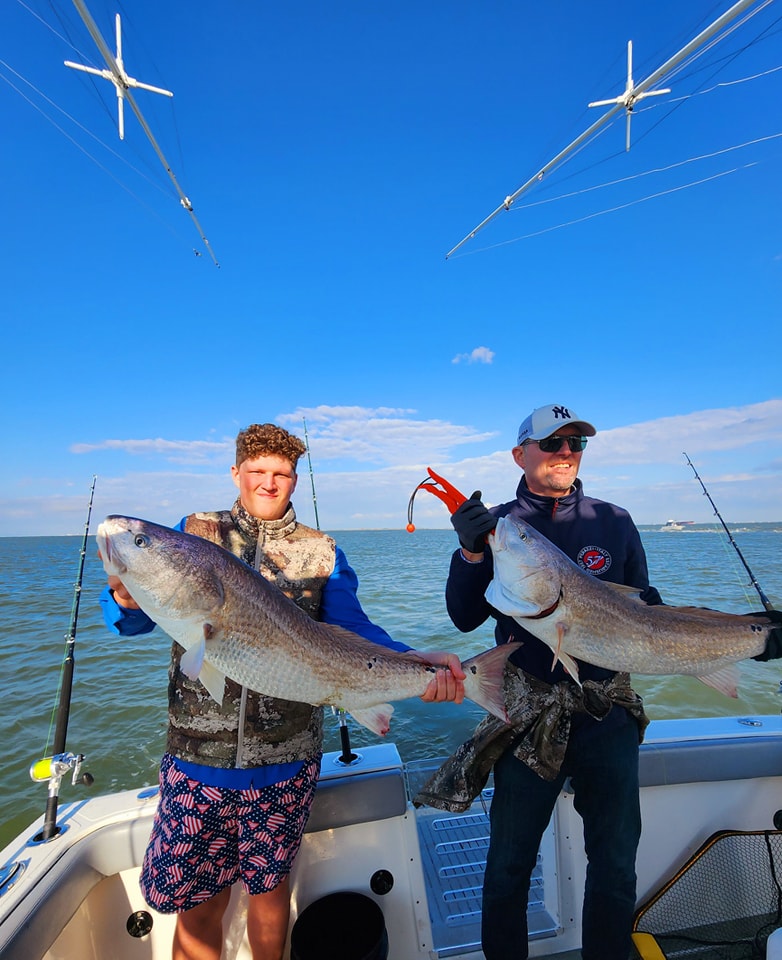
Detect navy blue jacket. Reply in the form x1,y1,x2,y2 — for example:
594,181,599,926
446,477,661,686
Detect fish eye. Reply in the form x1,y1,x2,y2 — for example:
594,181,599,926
133,534,150,548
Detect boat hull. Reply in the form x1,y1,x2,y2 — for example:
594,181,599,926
2,717,782,959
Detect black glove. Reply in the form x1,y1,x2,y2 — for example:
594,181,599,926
751,610,782,661
640,585,663,606
450,491,496,554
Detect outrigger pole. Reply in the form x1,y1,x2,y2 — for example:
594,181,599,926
445,0,772,259
31,476,97,842
64,0,220,267
684,452,773,612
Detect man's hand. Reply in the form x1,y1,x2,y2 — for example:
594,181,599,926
408,651,466,703
450,491,495,556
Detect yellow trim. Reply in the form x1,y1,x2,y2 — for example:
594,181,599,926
631,932,667,960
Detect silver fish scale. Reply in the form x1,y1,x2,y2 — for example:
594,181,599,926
97,516,505,724
488,515,773,678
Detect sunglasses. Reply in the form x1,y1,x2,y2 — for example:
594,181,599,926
524,435,588,453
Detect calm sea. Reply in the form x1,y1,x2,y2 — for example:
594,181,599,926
1,525,781,851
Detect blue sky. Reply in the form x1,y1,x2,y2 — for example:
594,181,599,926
2,0,780,536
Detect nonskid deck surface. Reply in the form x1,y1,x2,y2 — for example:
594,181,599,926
406,760,556,958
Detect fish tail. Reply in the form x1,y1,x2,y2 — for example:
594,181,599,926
461,642,522,723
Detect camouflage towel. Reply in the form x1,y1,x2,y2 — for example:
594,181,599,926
413,666,648,813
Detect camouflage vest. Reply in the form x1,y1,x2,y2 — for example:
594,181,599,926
165,503,335,767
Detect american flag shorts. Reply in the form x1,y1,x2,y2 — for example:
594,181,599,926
140,753,320,913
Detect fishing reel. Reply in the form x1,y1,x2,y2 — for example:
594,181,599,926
29,753,94,789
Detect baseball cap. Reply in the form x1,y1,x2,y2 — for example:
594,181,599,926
516,403,597,445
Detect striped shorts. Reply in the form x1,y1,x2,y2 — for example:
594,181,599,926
140,754,320,913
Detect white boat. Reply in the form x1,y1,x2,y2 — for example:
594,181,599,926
660,520,695,532
2,713,782,960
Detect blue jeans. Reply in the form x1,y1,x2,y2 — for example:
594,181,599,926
481,717,641,960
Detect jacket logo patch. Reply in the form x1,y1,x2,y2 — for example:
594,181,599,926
577,546,611,575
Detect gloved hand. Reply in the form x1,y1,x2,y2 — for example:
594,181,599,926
450,491,496,554
640,585,663,606
752,610,782,661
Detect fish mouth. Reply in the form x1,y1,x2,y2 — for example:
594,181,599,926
96,523,110,561
489,517,510,552
96,520,126,576
492,515,524,553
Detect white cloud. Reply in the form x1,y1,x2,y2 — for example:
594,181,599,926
4,398,781,535
588,399,782,465
280,406,498,466
69,437,232,464
452,346,495,364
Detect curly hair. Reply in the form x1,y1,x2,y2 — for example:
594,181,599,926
235,423,307,469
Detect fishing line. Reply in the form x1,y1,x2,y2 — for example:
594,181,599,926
512,132,782,212
17,0,94,63
712,531,761,612
1,65,193,252
454,165,745,255
1,61,202,257
0,59,172,199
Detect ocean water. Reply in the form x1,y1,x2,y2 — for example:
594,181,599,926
1,526,780,851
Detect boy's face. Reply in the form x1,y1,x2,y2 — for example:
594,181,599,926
231,454,298,520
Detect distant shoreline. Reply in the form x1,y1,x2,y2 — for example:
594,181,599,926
2,523,782,540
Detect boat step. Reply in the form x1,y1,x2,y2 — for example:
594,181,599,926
408,764,557,958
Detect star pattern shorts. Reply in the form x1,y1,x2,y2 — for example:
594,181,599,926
140,754,320,913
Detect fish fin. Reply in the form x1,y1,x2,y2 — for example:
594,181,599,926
179,637,205,681
348,704,394,737
197,661,226,704
543,621,580,686
697,664,740,699
535,620,581,685
674,605,767,622
556,651,582,686
551,621,565,669
605,582,646,603
461,642,523,723
179,630,225,703
485,579,546,617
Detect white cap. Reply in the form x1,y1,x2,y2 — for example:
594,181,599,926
516,403,597,445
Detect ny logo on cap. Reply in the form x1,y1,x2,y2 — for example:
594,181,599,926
551,405,572,421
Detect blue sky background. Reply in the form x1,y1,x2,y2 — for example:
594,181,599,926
2,0,780,536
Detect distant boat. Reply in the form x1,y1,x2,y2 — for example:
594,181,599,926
660,519,695,531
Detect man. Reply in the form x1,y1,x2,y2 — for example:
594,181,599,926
446,403,659,960
100,422,465,960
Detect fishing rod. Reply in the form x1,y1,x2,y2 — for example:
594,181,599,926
30,476,97,841
683,452,773,612
301,419,358,762
302,417,321,531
